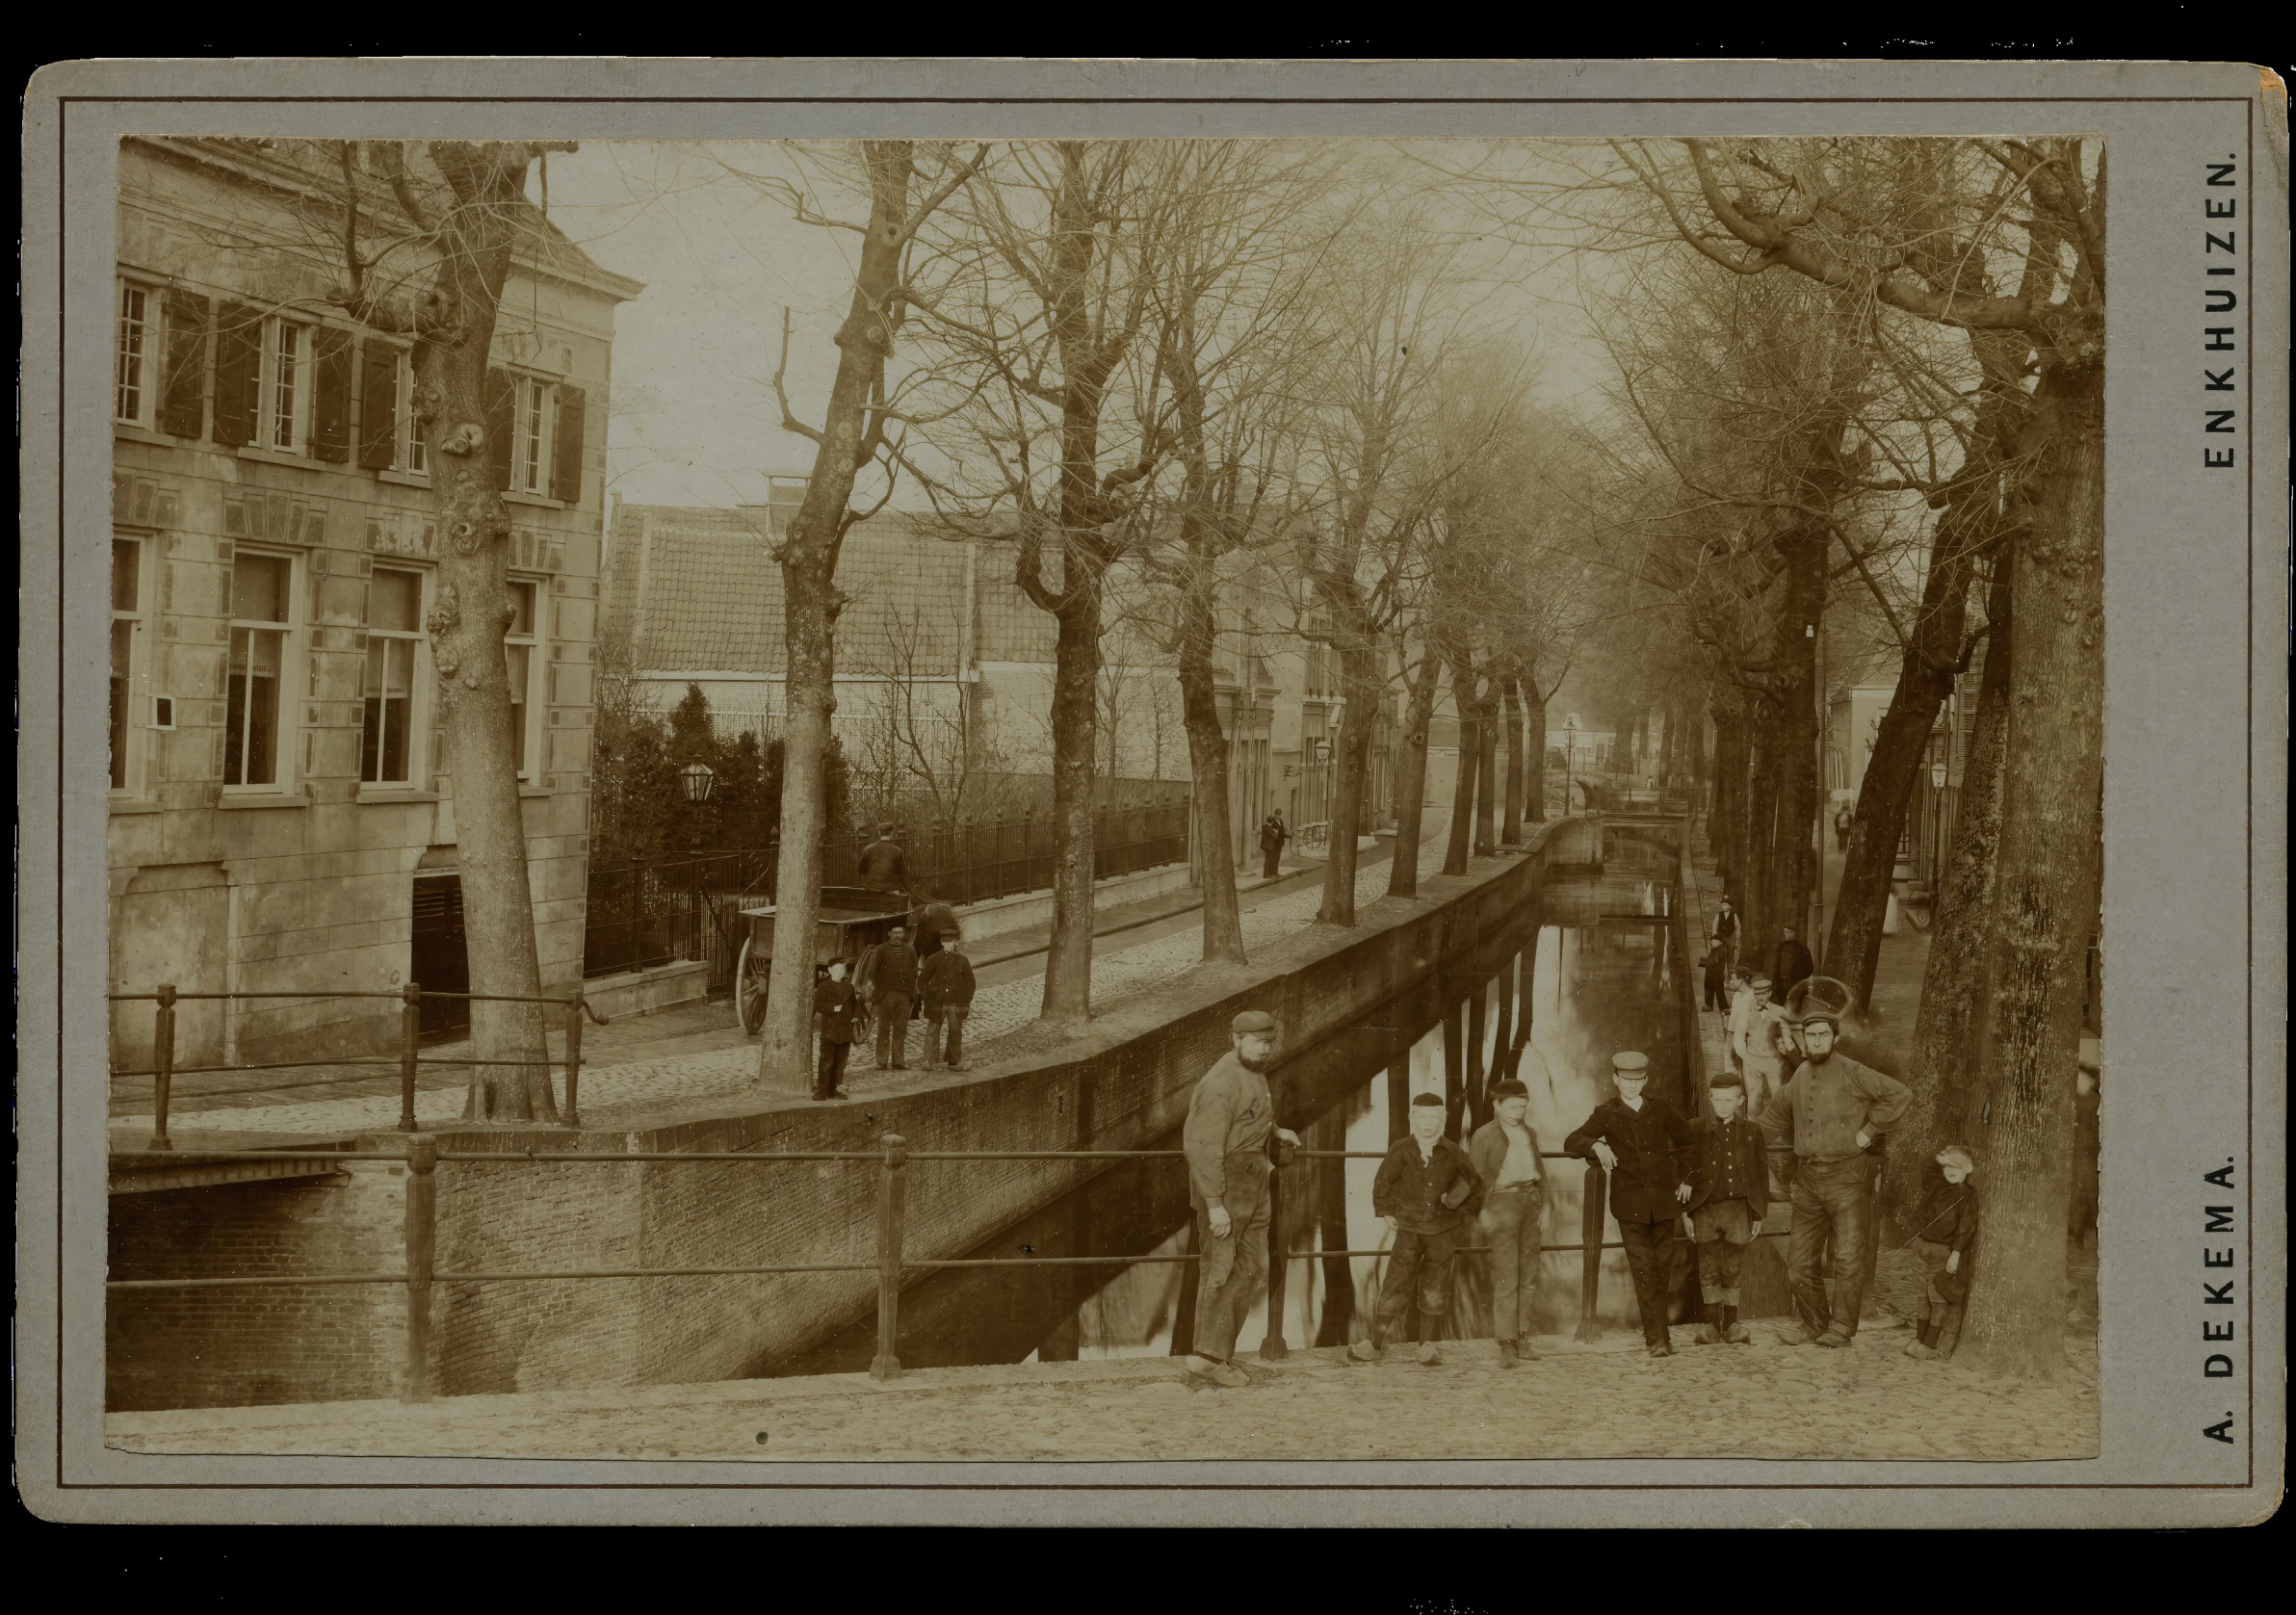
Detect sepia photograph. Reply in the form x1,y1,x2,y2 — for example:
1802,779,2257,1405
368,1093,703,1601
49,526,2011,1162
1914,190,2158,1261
19,56,2284,1526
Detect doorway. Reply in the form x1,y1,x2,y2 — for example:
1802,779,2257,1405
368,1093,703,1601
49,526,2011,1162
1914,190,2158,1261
410,874,471,1038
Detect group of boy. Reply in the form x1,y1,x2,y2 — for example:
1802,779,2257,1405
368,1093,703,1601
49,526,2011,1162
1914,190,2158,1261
1178,976,1969,1379
807,918,978,1102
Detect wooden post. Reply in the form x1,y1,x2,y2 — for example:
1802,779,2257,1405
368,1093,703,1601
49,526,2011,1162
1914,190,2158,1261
398,983,422,1132
1260,1165,1290,1361
870,1133,908,1381
562,989,586,1130
403,1133,437,1403
147,984,177,1153
1576,1159,1607,1343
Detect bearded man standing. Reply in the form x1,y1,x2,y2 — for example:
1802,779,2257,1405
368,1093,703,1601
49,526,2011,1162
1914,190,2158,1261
1181,1008,1299,1388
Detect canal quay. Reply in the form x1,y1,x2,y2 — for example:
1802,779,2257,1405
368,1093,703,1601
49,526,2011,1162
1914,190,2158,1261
105,805,2102,1462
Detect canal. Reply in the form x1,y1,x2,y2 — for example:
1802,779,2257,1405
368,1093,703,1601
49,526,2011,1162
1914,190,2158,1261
777,823,1700,1377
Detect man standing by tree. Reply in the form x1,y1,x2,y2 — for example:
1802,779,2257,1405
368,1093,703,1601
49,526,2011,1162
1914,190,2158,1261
858,923,920,1072
1182,1009,1299,1387
1771,925,1815,1000
1709,897,1740,974
1259,812,1291,879
1758,977,1913,1347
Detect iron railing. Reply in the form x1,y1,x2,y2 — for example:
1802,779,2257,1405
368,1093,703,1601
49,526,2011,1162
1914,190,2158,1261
104,1136,1787,1400
582,849,774,988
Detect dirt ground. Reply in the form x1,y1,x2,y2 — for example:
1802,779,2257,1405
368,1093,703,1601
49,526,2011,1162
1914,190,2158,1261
108,1310,2098,1465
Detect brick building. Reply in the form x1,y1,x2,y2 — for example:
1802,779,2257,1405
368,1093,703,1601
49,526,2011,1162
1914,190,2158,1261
107,139,641,1068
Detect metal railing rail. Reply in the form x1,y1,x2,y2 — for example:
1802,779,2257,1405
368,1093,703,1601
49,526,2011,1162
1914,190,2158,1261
105,1136,1787,1400
112,984,612,1151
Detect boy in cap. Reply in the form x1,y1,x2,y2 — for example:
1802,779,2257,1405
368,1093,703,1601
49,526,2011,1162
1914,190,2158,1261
1182,1008,1298,1387
1354,1093,1484,1367
1731,974,1789,1119
1901,1144,1979,1360
810,958,861,1102
1684,1070,1767,1344
1564,1052,1697,1357
1756,977,1913,1347
917,932,975,1071
1469,1077,1547,1365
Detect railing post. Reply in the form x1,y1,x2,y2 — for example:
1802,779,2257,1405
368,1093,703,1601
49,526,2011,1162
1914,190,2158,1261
403,1133,438,1403
399,983,422,1133
146,984,177,1153
628,852,646,970
871,1133,909,1381
562,989,586,1130
1575,1159,1607,1343
1260,1164,1291,1361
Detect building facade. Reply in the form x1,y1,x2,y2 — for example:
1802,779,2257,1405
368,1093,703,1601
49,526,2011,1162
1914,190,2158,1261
108,139,640,1067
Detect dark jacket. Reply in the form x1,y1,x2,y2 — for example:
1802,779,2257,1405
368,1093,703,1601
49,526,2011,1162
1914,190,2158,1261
1565,1094,1696,1224
1467,1116,1545,1193
857,837,909,890
1711,907,1739,943
1685,1112,1769,1218
1772,938,1815,996
1700,948,1726,987
1259,818,1290,853
1372,1133,1485,1235
1908,1174,1981,1254
858,940,918,999
918,951,976,1011
812,978,862,1044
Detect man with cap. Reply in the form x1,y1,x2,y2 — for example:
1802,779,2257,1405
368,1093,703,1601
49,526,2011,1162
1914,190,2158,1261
1771,925,1815,1001
1564,1052,1697,1357
1354,1091,1485,1367
1469,1077,1547,1365
1181,1009,1299,1387
1731,974,1790,1121
1756,977,1913,1347
1684,1069,1768,1344
857,821,910,897
1709,897,1741,973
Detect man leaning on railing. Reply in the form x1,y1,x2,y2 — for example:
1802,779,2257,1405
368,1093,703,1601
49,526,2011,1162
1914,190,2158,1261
1181,1009,1298,1388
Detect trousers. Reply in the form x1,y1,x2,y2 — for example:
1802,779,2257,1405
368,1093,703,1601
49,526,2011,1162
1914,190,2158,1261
1479,1185,1546,1341
1374,1227,1459,1343
1189,1160,1270,1363
1786,1154,1878,1337
1263,846,1283,877
873,992,912,1067
814,1038,850,1098
1694,1196,1754,1304
924,1007,966,1067
1616,1217,1678,1346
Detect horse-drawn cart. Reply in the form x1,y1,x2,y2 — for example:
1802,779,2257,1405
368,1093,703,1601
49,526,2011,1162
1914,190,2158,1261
734,885,914,1035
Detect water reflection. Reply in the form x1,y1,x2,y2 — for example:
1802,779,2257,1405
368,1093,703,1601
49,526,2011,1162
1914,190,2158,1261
777,830,1694,1376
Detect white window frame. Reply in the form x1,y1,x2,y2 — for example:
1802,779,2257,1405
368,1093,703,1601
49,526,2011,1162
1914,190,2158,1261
110,534,147,794
222,546,299,794
513,375,556,495
360,564,430,791
116,278,161,428
394,349,429,477
258,314,315,456
505,575,545,780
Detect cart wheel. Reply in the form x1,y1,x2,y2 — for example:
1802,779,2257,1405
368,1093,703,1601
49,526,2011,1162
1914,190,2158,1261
737,935,770,1034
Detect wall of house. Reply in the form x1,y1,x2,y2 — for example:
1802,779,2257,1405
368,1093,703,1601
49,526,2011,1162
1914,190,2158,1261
107,141,628,1064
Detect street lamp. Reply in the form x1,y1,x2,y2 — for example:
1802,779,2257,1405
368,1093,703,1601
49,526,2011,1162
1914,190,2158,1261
679,762,716,854
1929,758,1948,882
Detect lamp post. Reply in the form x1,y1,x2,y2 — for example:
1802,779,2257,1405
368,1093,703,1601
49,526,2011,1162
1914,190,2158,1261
1929,757,1948,884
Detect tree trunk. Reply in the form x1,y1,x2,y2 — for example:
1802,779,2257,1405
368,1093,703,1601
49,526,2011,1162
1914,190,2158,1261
1768,527,1826,956
1886,549,2013,1236
1387,649,1440,899
1316,635,1379,926
1442,656,1479,877
1176,575,1244,963
1957,357,2103,1382
1741,704,1781,946
1040,584,1107,1023
1523,685,1549,824
757,142,917,1088
1826,523,1982,1010
1500,676,1526,845
1709,699,1749,897
1472,687,1500,856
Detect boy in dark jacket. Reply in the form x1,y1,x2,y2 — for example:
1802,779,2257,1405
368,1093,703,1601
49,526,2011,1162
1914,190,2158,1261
917,934,976,1071
1564,1051,1696,1357
1700,946,1728,1013
1351,1093,1484,1367
1902,1144,1980,1360
1685,1070,1768,1344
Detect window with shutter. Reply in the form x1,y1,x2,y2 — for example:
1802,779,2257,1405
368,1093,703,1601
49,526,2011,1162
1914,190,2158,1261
358,338,399,469
213,302,263,448
484,367,514,492
551,383,587,505
312,326,352,462
161,289,210,439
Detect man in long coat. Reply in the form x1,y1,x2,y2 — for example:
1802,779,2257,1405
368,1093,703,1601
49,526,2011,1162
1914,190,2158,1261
1181,1008,1298,1387
1564,1051,1696,1357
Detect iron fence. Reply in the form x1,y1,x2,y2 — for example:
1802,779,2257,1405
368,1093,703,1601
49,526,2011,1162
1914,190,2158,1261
582,849,774,989
103,1135,1792,1400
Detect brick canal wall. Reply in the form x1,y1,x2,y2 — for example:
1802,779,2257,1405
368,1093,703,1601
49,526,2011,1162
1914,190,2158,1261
110,821,1601,1410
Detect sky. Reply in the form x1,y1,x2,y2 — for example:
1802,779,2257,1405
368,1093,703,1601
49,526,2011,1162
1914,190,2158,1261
532,140,1619,512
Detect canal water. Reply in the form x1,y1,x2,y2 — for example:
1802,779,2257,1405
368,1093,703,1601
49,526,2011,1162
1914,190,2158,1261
777,825,1698,1377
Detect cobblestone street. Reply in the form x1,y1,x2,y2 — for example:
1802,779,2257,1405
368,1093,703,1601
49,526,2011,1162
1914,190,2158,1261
106,1312,2099,1464
124,821,1457,1139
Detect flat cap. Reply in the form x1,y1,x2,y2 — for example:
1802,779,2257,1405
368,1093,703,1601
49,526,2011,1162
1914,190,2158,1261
1493,1079,1530,1099
1610,1051,1651,1074
1747,975,1773,992
1231,1009,1279,1035
1411,1092,1447,1108
1708,1070,1745,1089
